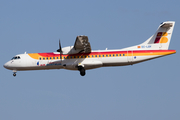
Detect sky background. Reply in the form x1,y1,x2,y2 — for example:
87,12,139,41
1,0,180,120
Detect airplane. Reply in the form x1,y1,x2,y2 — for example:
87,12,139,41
4,21,176,77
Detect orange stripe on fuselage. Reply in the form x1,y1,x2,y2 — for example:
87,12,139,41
28,53,40,60
133,50,176,56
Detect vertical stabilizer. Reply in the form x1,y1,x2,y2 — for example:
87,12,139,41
123,21,175,50
140,21,175,50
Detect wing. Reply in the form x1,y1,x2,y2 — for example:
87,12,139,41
74,36,91,53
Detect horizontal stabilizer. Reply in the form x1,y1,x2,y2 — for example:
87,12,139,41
160,23,173,28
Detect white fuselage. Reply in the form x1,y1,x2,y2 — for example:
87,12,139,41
3,49,176,72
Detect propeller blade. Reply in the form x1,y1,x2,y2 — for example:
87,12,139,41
59,39,62,53
58,39,62,61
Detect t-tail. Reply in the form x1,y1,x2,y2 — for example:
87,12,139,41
124,21,175,50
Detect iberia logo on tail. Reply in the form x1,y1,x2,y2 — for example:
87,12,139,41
154,32,168,43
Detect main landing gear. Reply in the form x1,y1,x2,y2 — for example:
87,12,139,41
78,66,86,76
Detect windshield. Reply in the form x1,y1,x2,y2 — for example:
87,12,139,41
11,56,20,60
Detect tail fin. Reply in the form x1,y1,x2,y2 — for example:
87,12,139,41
140,21,175,50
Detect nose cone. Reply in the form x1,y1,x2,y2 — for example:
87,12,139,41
4,62,8,69
3,61,11,70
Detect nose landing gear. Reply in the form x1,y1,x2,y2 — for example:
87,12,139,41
13,73,16,77
13,70,17,77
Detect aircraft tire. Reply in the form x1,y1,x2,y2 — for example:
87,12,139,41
13,73,16,77
80,67,86,76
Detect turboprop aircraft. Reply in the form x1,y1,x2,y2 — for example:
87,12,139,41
4,21,176,76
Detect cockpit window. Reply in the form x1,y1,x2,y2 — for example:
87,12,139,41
11,56,21,60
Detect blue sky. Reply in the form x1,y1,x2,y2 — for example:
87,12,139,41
1,0,180,120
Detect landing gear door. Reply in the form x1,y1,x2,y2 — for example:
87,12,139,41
127,51,133,63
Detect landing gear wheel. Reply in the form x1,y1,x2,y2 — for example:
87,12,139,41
13,73,16,77
80,68,86,76
78,66,86,76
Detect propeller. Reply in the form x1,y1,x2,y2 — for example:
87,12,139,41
57,39,63,61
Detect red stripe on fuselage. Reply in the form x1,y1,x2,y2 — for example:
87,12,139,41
37,50,176,57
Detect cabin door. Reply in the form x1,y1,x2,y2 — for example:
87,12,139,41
127,51,133,63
